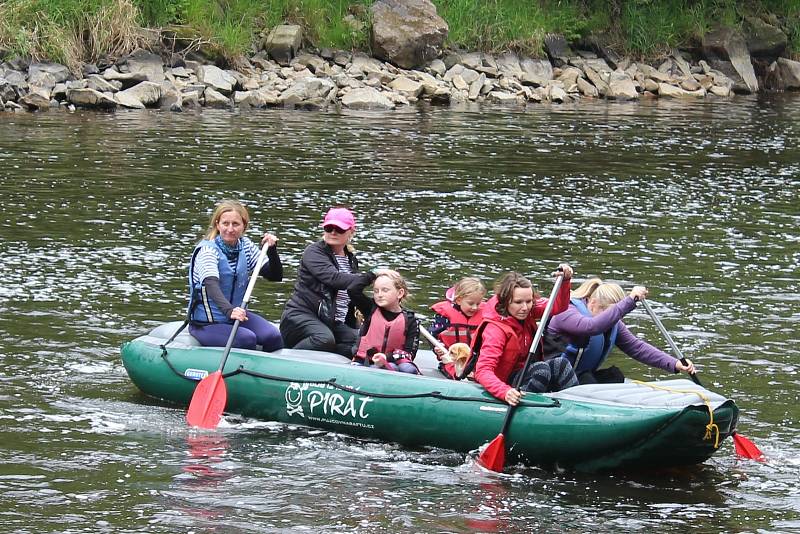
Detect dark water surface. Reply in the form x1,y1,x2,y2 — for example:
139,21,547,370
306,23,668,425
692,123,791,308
1,97,798,533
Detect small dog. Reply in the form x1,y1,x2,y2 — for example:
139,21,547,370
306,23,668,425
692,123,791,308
441,342,472,378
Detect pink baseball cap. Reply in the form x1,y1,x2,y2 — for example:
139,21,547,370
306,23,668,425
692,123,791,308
321,207,356,230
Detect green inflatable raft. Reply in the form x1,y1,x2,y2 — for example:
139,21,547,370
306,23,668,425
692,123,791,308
121,322,739,472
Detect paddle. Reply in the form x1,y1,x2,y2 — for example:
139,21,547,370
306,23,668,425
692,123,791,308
186,241,271,429
477,272,565,472
640,298,765,461
419,325,448,355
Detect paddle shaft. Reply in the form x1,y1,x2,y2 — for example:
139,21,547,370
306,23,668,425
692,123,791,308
419,325,447,354
640,299,702,386
214,241,271,374
498,273,565,435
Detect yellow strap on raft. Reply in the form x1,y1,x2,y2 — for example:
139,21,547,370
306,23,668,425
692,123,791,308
632,381,720,448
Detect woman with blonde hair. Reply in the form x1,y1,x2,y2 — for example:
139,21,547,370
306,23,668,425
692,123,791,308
187,200,283,351
546,278,695,384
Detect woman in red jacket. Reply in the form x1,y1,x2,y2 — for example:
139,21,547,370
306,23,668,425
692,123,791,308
475,268,578,406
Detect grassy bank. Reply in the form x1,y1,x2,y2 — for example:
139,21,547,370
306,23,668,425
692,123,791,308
1,0,798,70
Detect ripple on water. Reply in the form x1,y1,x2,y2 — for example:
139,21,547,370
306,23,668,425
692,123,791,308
1,98,800,532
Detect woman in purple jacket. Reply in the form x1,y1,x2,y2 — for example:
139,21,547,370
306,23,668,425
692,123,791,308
546,278,695,384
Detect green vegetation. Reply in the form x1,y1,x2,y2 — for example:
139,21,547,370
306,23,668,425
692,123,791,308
1,0,798,69
0,0,141,70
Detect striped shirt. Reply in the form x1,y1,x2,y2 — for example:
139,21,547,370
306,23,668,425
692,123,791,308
334,254,351,323
193,237,262,284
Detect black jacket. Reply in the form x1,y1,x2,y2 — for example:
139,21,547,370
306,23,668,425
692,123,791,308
282,240,373,328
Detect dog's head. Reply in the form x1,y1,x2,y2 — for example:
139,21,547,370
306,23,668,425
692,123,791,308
447,343,471,376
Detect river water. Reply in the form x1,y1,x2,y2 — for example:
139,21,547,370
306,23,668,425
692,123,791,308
1,97,798,533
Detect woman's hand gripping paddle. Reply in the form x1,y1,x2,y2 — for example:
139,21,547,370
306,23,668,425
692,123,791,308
478,272,565,472
186,241,271,429
640,298,765,461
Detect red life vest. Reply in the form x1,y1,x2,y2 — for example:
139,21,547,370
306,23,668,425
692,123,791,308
457,318,535,380
430,300,485,347
355,308,407,361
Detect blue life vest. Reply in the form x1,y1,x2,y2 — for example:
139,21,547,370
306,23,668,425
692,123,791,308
561,298,618,375
187,239,248,324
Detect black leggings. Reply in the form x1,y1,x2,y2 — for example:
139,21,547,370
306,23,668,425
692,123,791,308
511,356,579,393
280,310,358,357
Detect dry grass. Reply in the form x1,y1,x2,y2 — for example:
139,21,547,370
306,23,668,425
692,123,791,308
0,0,144,72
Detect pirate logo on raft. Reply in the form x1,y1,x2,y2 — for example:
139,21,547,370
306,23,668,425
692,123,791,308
285,382,374,427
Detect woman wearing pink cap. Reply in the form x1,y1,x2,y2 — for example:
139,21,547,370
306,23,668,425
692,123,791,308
280,207,376,357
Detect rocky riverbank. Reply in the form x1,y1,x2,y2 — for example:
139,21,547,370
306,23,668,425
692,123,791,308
2,0,800,113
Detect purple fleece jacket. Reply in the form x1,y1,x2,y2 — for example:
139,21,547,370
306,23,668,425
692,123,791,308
547,296,678,373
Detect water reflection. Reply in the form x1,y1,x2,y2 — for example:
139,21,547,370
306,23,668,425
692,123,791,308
182,434,230,480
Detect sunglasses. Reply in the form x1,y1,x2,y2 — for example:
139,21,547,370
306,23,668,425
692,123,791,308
323,225,348,234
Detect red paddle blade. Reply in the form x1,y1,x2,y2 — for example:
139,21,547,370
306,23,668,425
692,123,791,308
477,434,506,472
186,371,227,429
733,432,765,462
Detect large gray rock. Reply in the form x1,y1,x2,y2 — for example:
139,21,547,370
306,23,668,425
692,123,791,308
766,57,800,90
702,27,758,93
204,87,231,108
341,87,395,110
234,88,280,108
28,63,70,84
607,72,639,100
196,65,237,95
349,54,385,75
520,57,553,86
371,0,448,69
116,81,162,108
547,83,568,103
67,88,117,108
27,70,57,91
86,74,121,93
428,58,446,77
158,86,183,112
20,87,52,110
123,50,165,83
576,77,599,97
291,53,326,73
658,83,706,98
0,78,16,102
581,65,609,96
496,52,523,78
114,91,145,109
2,69,27,93
388,76,423,97
279,77,336,105
557,66,583,87
486,91,524,105
744,16,787,59
638,63,673,83
102,67,148,89
263,25,303,65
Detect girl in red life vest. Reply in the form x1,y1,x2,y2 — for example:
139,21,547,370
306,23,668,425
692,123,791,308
474,269,579,406
429,277,486,378
350,269,421,374
429,277,487,350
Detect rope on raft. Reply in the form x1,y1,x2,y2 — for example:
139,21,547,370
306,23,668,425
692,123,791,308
631,380,721,448
158,349,560,408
